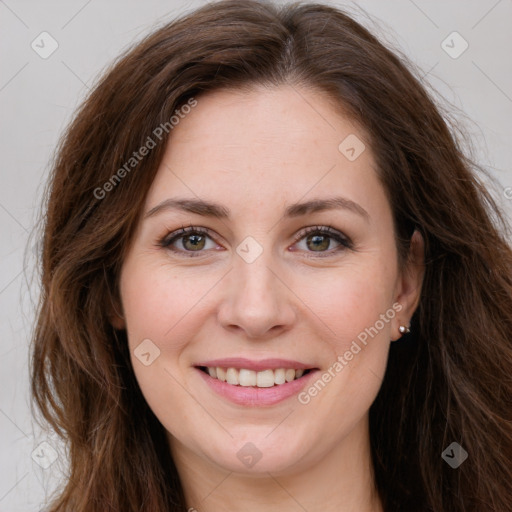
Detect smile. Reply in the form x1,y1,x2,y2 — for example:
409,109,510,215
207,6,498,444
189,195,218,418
198,366,312,387
195,358,319,406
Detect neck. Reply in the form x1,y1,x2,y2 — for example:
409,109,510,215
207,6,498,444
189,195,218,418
169,415,383,512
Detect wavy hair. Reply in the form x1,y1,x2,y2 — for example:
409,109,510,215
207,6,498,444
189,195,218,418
30,1,512,510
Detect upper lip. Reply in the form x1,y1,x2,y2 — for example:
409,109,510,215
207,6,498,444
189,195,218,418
195,357,314,372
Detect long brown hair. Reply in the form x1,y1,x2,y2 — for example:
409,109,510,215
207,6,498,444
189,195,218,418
30,1,512,510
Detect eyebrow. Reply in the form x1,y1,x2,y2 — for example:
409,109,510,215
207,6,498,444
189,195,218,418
144,196,370,222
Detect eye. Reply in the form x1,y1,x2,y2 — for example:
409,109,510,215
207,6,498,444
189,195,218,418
159,224,352,258
291,225,352,257
160,225,219,257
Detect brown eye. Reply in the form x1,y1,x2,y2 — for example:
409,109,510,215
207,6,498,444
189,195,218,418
180,233,207,251
305,233,331,251
292,225,352,256
161,226,217,257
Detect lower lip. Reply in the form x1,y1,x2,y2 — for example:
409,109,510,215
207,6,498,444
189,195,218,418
195,368,319,406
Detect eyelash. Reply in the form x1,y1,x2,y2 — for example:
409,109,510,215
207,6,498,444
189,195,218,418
159,224,353,258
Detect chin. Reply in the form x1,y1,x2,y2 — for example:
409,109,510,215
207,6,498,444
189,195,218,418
199,434,311,476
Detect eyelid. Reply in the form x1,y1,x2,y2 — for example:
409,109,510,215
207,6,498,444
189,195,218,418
159,224,353,257
160,224,218,256
291,225,352,246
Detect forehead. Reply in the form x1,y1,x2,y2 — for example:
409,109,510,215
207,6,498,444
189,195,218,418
164,84,363,165
145,85,386,223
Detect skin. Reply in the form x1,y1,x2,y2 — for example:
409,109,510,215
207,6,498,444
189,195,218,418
113,84,424,512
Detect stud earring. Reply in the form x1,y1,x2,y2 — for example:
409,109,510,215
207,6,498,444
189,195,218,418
398,325,411,334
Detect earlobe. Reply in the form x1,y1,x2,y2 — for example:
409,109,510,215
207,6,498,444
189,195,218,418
108,296,126,330
109,312,126,330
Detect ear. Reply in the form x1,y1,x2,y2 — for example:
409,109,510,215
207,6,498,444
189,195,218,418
391,229,425,341
107,292,126,330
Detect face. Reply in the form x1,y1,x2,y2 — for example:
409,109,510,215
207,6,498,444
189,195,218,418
116,84,423,476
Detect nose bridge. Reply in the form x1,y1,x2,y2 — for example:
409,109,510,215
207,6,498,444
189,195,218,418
218,238,295,338
237,247,276,301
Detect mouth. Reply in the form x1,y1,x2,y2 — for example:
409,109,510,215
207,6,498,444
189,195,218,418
194,359,320,406
196,366,314,388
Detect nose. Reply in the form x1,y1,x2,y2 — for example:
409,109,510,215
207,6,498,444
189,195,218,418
217,249,297,340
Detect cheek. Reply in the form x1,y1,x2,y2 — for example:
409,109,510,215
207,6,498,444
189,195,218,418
304,260,397,353
120,259,210,348
120,258,227,413
119,262,196,430
298,265,396,427
119,262,190,397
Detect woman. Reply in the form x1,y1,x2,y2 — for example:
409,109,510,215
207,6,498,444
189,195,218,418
30,1,512,511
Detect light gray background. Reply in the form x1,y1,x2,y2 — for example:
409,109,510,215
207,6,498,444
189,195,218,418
1,0,511,510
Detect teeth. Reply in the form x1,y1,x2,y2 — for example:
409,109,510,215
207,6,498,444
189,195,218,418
274,368,286,385
216,367,226,382
205,367,308,387
285,369,296,382
226,367,239,385
239,369,256,386
256,369,275,388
